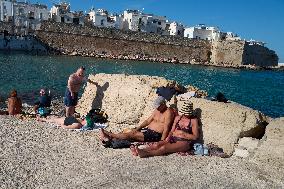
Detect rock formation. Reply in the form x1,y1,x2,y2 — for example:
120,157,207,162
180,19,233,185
77,74,270,154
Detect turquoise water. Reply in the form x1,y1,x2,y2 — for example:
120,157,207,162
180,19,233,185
0,52,283,118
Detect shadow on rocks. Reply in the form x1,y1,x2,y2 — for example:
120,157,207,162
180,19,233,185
194,108,204,144
91,82,109,109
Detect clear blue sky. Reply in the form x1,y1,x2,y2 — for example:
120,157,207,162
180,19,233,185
36,0,284,62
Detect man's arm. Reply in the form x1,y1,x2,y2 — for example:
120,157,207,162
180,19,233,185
165,116,179,142
134,112,155,131
161,109,175,140
87,78,98,85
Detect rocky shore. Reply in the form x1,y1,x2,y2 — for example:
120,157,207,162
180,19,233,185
0,74,283,188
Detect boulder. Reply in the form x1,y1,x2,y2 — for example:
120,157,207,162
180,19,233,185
183,98,269,155
77,73,175,125
77,74,270,155
250,117,284,168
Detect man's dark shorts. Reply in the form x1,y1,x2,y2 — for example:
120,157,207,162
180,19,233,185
142,128,162,142
64,88,78,107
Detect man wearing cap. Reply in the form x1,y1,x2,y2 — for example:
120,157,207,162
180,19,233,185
100,96,175,143
34,89,51,114
65,66,96,117
130,100,199,158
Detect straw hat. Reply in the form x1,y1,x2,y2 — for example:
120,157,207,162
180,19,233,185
179,100,194,116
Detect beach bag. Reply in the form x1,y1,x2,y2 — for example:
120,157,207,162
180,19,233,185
85,109,108,129
38,107,51,117
102,139,132,149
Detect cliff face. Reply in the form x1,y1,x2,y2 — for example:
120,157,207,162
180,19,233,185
77,74,270,155
1,21,279,67
35,31,210,63
211,40,278,67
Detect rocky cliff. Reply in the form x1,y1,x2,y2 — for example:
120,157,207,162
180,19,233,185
1,21,279,67
211,40,278,67
77,74,270,155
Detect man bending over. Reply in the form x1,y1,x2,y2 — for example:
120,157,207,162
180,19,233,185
100,96,174,143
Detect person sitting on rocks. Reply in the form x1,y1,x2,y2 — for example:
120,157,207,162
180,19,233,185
33,88,52,117
100,96,175,144
8,90,22,115
130,100,199,158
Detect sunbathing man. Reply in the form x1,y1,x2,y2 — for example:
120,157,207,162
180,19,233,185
100,96,174,143
130,100,199,158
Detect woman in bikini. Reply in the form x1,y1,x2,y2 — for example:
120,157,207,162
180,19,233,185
131,100,199,158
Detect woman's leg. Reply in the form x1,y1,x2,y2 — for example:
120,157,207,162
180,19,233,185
136,141,190,158
37,116,65,126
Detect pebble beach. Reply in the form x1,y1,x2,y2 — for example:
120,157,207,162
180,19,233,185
1,101,284,188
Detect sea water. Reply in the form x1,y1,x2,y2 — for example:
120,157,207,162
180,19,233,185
0,52,283,118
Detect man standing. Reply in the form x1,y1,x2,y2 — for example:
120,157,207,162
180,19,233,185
100,96,175,143
65,66,95,117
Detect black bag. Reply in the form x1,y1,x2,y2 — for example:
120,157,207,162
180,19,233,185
102,139,132,149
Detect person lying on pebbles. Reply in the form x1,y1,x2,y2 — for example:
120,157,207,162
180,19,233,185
99,96,174,144
130,101,199,158
37,116,84,129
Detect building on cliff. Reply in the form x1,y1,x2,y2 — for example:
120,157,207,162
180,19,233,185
88,8,123,29
50,2,84,25
169,22,184,36
0,0,14,22
184,24,223,41
13,2,49,34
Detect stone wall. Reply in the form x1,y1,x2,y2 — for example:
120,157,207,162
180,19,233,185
35,31,210,62
34,22,211,63
211,40,278,67
39,21,209,47
0,21,14,34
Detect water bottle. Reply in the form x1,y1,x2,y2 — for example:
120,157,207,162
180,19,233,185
193,143,204,155
203,144,209,156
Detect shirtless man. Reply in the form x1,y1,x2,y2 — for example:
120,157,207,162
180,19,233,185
100,96,175,143
65,66,96,117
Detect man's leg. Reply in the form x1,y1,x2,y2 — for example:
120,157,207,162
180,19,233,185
65,106,75,117
135,141,190,158
100,129,145,141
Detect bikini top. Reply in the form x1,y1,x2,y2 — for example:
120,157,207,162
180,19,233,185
175,116,193,134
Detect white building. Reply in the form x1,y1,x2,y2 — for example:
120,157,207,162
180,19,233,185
184,24,221,41
122,9,169,35
88,9,108,27
88,9,123,29
0,0,14,22
140,14,169,35
169,22,184,36
50,3,84,25
13,2,49,32
122,9,141,31
224,32,241,41
107,14,123,29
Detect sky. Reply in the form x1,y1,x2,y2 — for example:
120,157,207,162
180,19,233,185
35,0,284,62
